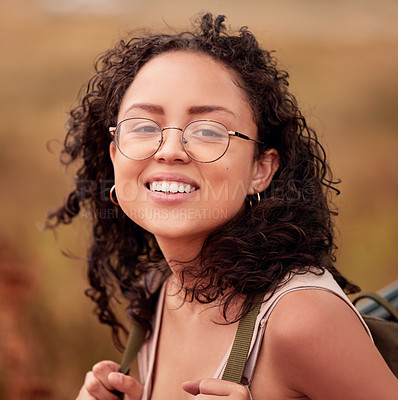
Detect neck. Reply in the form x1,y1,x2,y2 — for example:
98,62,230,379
155,235,213,312
155,234,245,318
155,234,203,273
165,273,244,321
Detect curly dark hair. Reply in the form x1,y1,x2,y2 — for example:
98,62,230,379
47,13,359,350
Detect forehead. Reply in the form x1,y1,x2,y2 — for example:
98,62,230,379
118,51,252,121
134,51,239,86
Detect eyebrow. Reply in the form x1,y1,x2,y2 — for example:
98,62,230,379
122,103,236,118
187,105,236,117
123,103,164,115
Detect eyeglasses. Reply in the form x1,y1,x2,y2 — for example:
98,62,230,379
109,118,264,163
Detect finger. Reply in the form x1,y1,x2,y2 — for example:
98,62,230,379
76,386,96,400
92,361,121,391
108,372,143,399
182,380,200,395
84,371,119,400
199,378,248,397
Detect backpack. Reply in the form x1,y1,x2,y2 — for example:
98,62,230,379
352,291,398,378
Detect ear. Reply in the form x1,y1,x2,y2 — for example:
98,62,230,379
248,149,280,195
110,142,116,165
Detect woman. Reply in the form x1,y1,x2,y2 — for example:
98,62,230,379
48,13,398,400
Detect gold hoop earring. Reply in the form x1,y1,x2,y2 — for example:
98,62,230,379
110,185,119,206
248,193,261,208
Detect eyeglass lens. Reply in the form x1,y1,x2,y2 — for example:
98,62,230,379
115,118,230,162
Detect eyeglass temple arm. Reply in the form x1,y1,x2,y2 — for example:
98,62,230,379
109,127,116,136
229,131,264,145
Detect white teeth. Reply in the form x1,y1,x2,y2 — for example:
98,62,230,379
149,180,197,194
169,182,178,193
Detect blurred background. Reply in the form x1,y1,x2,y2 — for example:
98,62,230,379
0,0,397,398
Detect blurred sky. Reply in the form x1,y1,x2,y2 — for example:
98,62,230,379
0,0,397,397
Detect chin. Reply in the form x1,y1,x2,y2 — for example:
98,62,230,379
137,213,225,241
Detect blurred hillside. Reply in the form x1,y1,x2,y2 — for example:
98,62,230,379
0,0,397,398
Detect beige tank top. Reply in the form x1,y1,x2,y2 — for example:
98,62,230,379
137,270,371,399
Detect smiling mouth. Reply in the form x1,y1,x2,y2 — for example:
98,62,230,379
147,180,199,194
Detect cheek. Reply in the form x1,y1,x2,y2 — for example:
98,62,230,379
115,180,140,204
200,166,251,208
113,159,144,205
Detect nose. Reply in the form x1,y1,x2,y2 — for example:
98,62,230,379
153,127,191,163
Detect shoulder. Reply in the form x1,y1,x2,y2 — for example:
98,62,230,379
264,288,371,369
261,288,398,400
267,287,366,341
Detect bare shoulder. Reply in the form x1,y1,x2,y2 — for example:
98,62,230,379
262,288,398,400
267,288,368,343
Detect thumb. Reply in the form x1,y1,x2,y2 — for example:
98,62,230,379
182,380,201,395
108,372,143,399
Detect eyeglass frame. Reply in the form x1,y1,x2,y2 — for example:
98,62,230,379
108,117,265,163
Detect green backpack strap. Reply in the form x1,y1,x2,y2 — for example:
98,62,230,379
111,322,145,399
118,323,146,375
112,269,171,399
222,293,264,384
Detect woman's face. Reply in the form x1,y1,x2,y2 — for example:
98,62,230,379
110,51,278,246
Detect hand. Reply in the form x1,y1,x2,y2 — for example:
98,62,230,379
76,360,143,400
182,379,252,399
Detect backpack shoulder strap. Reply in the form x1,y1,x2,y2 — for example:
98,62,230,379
118,323,146,375
353,292,398,322
112,269,170,399
221,293,264,384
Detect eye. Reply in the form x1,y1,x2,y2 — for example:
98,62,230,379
121,119,160,138
131,122,159,134
132,125,158,133
196,128,221,137
186,122,227,142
